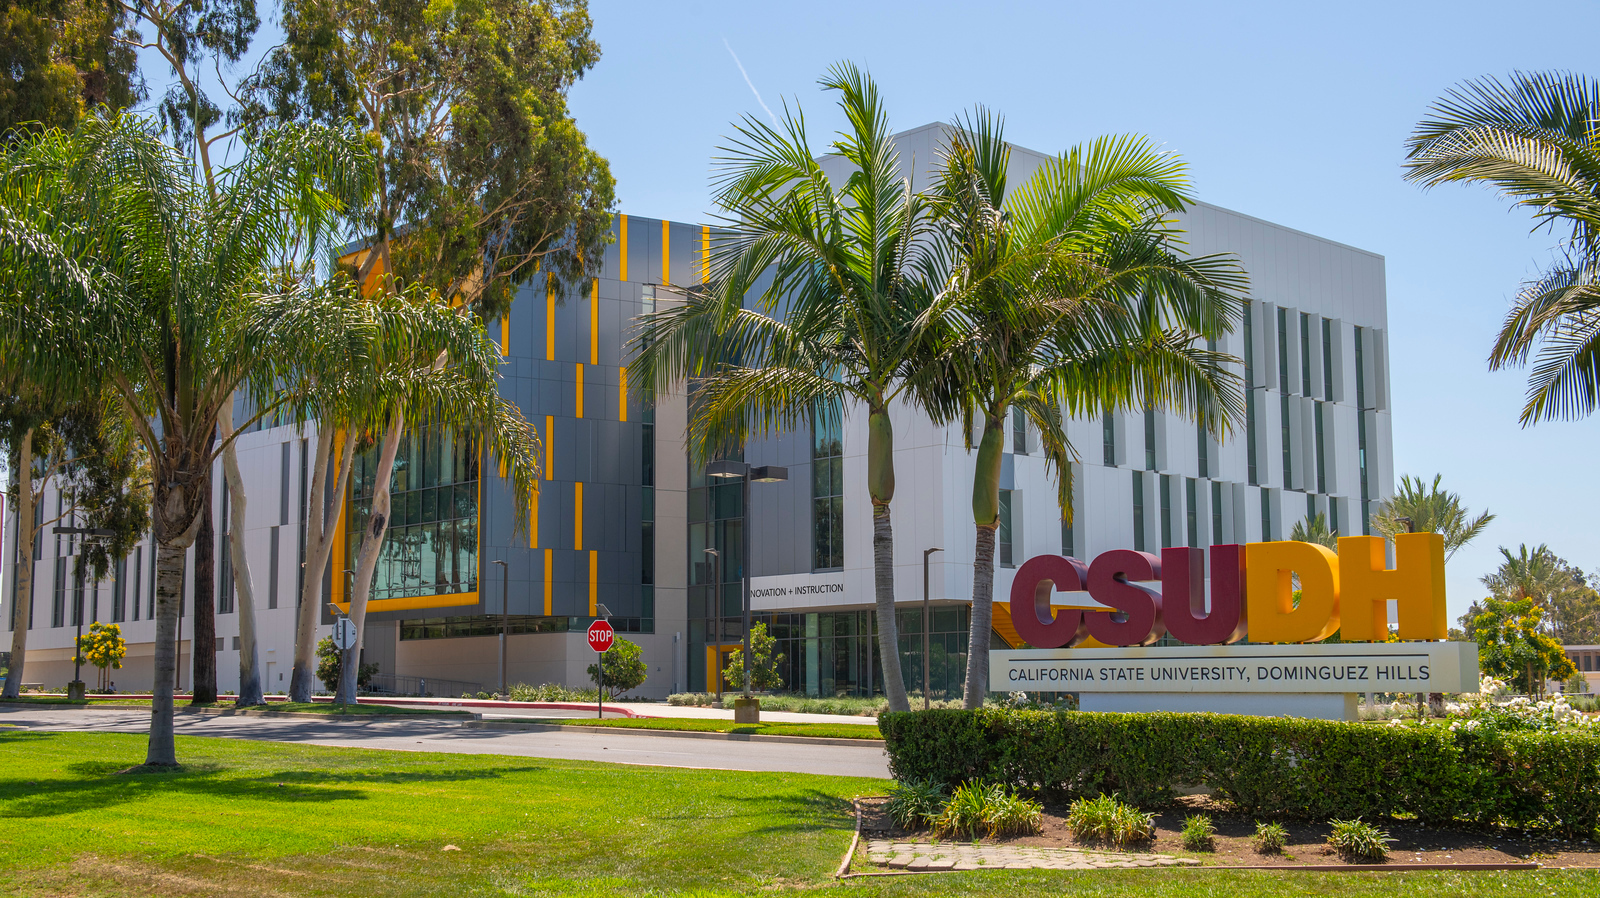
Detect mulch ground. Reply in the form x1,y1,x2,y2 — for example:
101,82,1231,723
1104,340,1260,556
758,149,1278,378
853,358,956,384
859,796,1600,868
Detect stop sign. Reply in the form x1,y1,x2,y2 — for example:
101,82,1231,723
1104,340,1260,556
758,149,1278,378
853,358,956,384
587,620,614,653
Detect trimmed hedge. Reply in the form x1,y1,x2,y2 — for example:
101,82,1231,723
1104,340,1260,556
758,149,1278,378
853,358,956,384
879,709,1600,836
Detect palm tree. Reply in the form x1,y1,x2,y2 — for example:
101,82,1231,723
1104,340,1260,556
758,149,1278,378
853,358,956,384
922,113,1247,708
1481,543,1575,607
1404,72,1600,423
0,113,375,766
1370,474,1493,562
631,63,941,712
1291,512,1339,550
332,290,542,704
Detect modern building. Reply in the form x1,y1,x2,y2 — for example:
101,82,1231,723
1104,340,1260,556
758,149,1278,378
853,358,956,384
1564,645,1599,694
2,126,1394,699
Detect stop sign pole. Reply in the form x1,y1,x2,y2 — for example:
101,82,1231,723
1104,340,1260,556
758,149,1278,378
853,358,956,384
587,619,614,719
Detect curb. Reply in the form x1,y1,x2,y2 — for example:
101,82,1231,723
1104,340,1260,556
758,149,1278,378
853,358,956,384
462,719,886,748
180,707,477,721
835,798,864,878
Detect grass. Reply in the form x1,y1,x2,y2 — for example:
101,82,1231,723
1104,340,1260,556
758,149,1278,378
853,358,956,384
555,716,884,739
0,732,1595,897
0,695,88,705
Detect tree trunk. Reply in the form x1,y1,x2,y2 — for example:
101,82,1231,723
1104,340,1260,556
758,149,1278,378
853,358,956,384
965,523,998,708
220,406,263,706
866,405,910,713
289,430,356,701
190,461,217,704
3,429,37,699
146,538,188,767
963,417,1006,709
338,413,403,704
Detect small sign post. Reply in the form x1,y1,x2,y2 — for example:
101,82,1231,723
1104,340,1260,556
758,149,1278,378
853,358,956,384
330,616,357,709
587,620,614,719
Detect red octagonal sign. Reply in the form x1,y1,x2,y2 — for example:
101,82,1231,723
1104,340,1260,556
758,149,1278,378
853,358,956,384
587,620,615,653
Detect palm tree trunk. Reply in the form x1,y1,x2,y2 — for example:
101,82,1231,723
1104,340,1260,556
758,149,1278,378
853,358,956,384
866,406,910,712
289,430,356,701
190,476,217,704
145,538,188,767
219,407,263,706
338,412,403,704
963,417,1006,709
3,429,36,700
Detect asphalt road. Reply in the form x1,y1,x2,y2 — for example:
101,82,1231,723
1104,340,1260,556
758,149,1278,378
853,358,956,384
0,707,892,779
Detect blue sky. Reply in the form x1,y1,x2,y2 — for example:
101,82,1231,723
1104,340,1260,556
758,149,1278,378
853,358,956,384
126,1,1597,625
560,0,1599,624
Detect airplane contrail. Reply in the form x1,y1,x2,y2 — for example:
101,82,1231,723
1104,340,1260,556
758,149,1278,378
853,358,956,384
723,38,779,127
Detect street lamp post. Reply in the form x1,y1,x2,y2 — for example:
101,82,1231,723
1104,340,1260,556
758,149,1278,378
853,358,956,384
707,460,787,723
922,547,943,711
54,527,115,700
702,547,720,702
492,559,509,695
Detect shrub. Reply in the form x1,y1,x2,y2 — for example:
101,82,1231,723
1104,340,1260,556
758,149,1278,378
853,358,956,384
1180,814,1215,851
933,782,1042,839
1255,821,1289,853
884,779,944,831
508,683,598,703
587,638,647,700
878,708,1600,837
1063,795,1153,846
1327,818,1392,860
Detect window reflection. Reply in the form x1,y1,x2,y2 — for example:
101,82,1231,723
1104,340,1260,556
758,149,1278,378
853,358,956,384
348,425,480,601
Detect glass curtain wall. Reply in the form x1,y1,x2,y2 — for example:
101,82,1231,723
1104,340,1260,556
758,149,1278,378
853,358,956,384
347,424,480,602
755,607,972,699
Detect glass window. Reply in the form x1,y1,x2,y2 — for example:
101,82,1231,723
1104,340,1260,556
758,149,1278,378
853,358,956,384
1186,477,1199,547
347,424,479,602
1196,421,1209,479
1160,474,1173,549
1260,488,1274,541
1300,311,1313,396
813,406,844,570
997,490,1014,567
1281,393,1293,489
1277,306,1290,394
1322,318,1335,401
1144,407,1157,470
1102,413,1116,466
1132,473,1146,553
1012,406,1028,455
1211,481,1224,545
1315,401,1327,494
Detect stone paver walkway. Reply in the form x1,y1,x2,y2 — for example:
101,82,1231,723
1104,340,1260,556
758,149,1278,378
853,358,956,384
867,838,1199,871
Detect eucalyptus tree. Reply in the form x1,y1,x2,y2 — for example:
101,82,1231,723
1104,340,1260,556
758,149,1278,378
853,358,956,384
632,63,940,712
247,0,613,697
1370,474,1493,562
1405,72,1600,424
0,112,375,766
922,114,1246,708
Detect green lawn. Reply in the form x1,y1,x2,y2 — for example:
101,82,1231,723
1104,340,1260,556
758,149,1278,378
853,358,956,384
0,731,1594,897
557,716,883,739
0,695,88,706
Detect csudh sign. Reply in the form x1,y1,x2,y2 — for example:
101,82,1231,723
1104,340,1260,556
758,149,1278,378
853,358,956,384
1007,533,1449,648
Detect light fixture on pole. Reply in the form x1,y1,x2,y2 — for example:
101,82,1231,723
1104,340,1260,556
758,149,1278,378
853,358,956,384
702,547,720,701
53,527,115,699
922,547,943,712
706,460,787,722
492,559,509,695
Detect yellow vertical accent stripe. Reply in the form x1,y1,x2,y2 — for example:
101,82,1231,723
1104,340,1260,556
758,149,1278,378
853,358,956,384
574,481,584,550
618,366,628,423
575,363,584,419
662,219,671,285
589,278,598,365
618,214,628,282
701,225,711,283
544,415,553,480
588,550,598,616
545,280,555,361
543,549,553,615
500,315,509,358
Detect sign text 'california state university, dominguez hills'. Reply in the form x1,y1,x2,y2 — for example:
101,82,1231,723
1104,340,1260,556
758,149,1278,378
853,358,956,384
991,533,1479,720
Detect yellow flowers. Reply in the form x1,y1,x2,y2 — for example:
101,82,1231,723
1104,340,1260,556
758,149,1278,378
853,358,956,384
76,622,126,690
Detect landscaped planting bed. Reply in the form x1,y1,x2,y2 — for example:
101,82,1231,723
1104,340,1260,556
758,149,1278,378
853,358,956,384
881,709,1600,837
